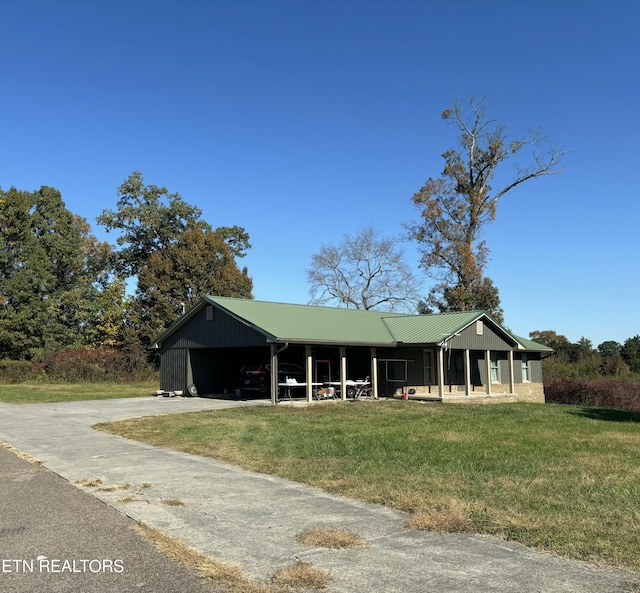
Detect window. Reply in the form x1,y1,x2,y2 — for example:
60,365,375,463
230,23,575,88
476,320,484,335
490,353,500,383
424,350,434,384
205,306,214,321
521,354,530,382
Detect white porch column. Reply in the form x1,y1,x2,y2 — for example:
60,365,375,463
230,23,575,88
437,347,445,399
340,347,347,401
508,350,515,394
305,346,313,403
370,348,378,399
464,349,471,395
270,344,278,405
486,349,492,395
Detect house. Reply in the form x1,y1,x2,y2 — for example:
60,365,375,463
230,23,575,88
149,296,552,404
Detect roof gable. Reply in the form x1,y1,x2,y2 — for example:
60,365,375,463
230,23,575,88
382,310,487,345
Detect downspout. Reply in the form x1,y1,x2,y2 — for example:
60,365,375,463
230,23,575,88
270,342,289,405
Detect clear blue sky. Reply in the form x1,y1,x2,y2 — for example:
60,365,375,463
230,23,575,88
2,1,638,347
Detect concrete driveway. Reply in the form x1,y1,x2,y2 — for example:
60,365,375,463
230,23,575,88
0,396,638,593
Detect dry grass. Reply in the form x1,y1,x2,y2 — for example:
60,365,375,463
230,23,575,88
96,482,133,492
74,477,105,488
405,497,473,533
161,498,186,506
115,495,138,503
135,523,272,593
1,441,43,465
135,523,335,593
296,527,367,549
271,560,333,590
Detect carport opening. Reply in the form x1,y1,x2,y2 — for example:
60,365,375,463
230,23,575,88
188,345,375,399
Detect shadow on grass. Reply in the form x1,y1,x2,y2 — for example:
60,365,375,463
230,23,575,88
569,407,640,423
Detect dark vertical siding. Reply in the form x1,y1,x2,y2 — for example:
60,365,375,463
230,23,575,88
449,321,514,351
160,306,269,351
513,352,542,383
160,349,188,392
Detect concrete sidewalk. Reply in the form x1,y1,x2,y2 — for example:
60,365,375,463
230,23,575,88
0,397,638,593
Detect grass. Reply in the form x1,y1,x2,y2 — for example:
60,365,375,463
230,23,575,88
296,527,368,549
136,523,331,593
96,401,640,572
0,381,157,403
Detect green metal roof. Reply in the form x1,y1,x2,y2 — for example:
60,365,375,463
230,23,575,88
512,334,554,352
382,310,486,345
153,296,552,352
206,296,408,345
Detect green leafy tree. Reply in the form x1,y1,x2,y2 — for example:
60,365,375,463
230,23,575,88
0,186,118,359
410,97,565,321
598,340,622,358
306,226,422,312
97,171,210,277
97,171,252,278
135,229,253,346
621,335,640,373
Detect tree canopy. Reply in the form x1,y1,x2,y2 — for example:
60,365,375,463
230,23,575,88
306,226,422,312
134,229,253,346
0,186,117,359
410,97,566,322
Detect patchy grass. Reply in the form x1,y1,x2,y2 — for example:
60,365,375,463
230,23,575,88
161,498,186,506
0,381,157,404
74,477,105,488
97,401,640,571
136,523,332,593
135,523,271,593
1,441,43,465
271,560,333,590
296,527,367,549
95,482,133,492
115,495,138,504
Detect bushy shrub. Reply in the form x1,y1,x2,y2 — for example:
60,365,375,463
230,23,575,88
0,359,40,383
42,346,157,383
545,378,640,412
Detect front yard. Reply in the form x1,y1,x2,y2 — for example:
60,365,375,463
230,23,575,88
96,401,640,572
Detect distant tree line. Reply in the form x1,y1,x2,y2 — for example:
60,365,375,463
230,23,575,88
0,171,253,380
529,330,640,380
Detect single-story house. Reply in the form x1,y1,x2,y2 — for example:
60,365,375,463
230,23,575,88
149,295,552,404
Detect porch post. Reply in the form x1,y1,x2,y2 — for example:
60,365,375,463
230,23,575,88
305,346,313,403
464,349,471,395
340,347,347,401
370,347,378,398
508,350,515,394
437,347,445,399
486,350,492,395
270,344,278,405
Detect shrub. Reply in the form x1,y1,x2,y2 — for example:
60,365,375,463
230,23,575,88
0,359,39,383
42,346,157,383
545,377,640,412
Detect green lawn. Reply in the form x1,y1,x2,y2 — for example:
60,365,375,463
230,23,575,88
96,401,640,572
0,381,157,403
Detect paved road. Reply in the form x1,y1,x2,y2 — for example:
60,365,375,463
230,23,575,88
0,396,638,593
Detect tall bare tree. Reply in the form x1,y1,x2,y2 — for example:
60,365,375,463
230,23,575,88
306,226,422,312
410,97,566,321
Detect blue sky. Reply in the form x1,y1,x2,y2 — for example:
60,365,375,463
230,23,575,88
1,0,638,347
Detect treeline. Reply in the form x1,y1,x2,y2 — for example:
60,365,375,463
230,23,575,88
531,331,640,412
0,172,253,383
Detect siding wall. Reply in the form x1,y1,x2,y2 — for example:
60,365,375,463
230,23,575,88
160,306,269,352
160,348,190,392
448,320,514,351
